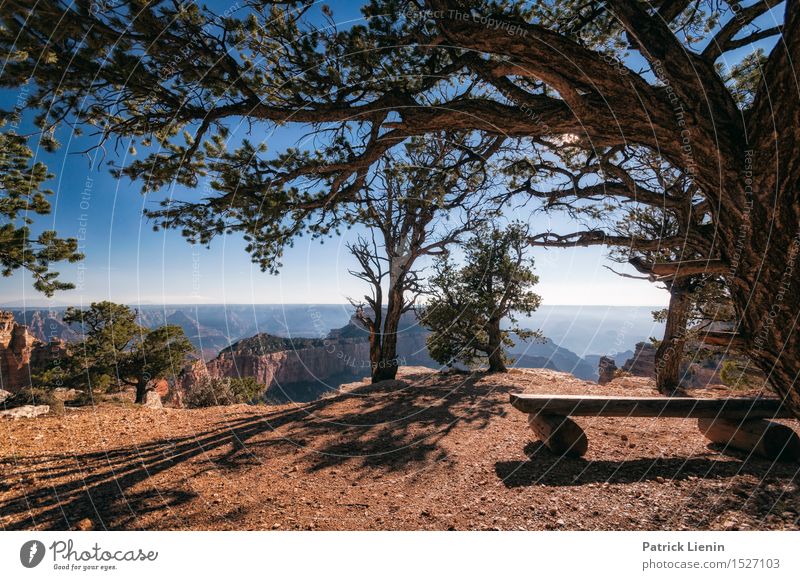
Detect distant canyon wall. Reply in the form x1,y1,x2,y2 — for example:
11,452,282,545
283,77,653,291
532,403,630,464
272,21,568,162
179,337,372,392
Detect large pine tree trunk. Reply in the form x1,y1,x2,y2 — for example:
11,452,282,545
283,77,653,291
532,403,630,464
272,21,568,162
486,318,507,373
727,196,800,415
730,9,800,417
655,280,691,395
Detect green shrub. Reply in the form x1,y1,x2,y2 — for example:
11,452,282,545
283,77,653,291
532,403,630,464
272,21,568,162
720,359,765,390
184,376,265,408
48,398,66,417
68,389,99,407
229,377,264,402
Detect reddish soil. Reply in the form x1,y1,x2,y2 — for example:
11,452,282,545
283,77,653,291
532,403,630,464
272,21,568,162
1,368,798,531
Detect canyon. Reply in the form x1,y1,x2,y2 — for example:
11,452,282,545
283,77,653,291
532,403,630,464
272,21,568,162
1,305,680,401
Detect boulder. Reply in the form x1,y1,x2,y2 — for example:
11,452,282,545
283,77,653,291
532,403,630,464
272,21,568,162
142,390,163,409
74,518,94,531
0,405,50,419
152,378,170,399
53,388,82,401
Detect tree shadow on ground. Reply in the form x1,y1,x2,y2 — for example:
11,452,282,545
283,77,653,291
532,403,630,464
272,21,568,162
495,441,799,487
0,371,505,530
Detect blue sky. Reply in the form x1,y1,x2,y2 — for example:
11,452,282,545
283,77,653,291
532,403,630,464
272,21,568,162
0,132,669,309
11,0,780,308
0,121,669,307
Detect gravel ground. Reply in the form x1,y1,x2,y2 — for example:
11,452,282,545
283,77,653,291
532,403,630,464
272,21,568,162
2,367,798,531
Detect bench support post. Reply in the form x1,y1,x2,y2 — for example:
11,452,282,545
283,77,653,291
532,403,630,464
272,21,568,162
528,413,588,458
697,418,800,462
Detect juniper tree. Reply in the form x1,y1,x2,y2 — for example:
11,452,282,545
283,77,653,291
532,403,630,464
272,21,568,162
60,301,142,396
125,323,194,403
59,301,194,402
421,223,542,373
3,1,800,413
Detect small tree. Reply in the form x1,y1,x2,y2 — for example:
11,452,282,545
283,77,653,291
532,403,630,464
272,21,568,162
421,223,542,373
126,324,195,403
57,301,194,402
61,301,141,396
183,376,264,408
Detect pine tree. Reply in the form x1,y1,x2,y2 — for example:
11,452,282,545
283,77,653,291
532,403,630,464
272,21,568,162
421,224,542,373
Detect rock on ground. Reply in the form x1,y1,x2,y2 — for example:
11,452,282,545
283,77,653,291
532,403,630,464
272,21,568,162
0,405,50,419
143,390,163,409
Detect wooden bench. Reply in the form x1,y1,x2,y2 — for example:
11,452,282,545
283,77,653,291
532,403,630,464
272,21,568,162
510,394,800,462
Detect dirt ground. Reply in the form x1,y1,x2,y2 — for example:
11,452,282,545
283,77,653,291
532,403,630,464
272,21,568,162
2,367,798,531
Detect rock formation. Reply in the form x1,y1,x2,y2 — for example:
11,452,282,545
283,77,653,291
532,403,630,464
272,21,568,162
0,311,67,392
597,356,617,384
12,310,76,343
142,390,163,409
178,333,373,402
621,342,657,378
1,311,39,392
0,404,50,419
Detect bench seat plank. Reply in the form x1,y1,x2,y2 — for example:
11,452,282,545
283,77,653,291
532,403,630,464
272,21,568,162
510,394,793,419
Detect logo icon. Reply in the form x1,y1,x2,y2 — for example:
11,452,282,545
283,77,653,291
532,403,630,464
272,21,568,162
20,540,46,568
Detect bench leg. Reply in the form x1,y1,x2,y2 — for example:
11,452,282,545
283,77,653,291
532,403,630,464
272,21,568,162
697,418,800,462
528,413,588,458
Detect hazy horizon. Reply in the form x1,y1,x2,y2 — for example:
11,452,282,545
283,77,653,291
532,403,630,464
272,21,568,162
3,303,664,357
0,300,666,308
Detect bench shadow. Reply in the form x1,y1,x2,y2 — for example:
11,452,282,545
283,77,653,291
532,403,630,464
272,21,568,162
495,442,798,487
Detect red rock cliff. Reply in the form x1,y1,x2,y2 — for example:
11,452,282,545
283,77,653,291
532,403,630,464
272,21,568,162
0,311,67,392
178,334,371,395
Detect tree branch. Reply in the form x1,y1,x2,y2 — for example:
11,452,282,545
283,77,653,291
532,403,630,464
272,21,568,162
700,330,748,350
605,0,741,141
701,0,784,62
628,257,728,281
